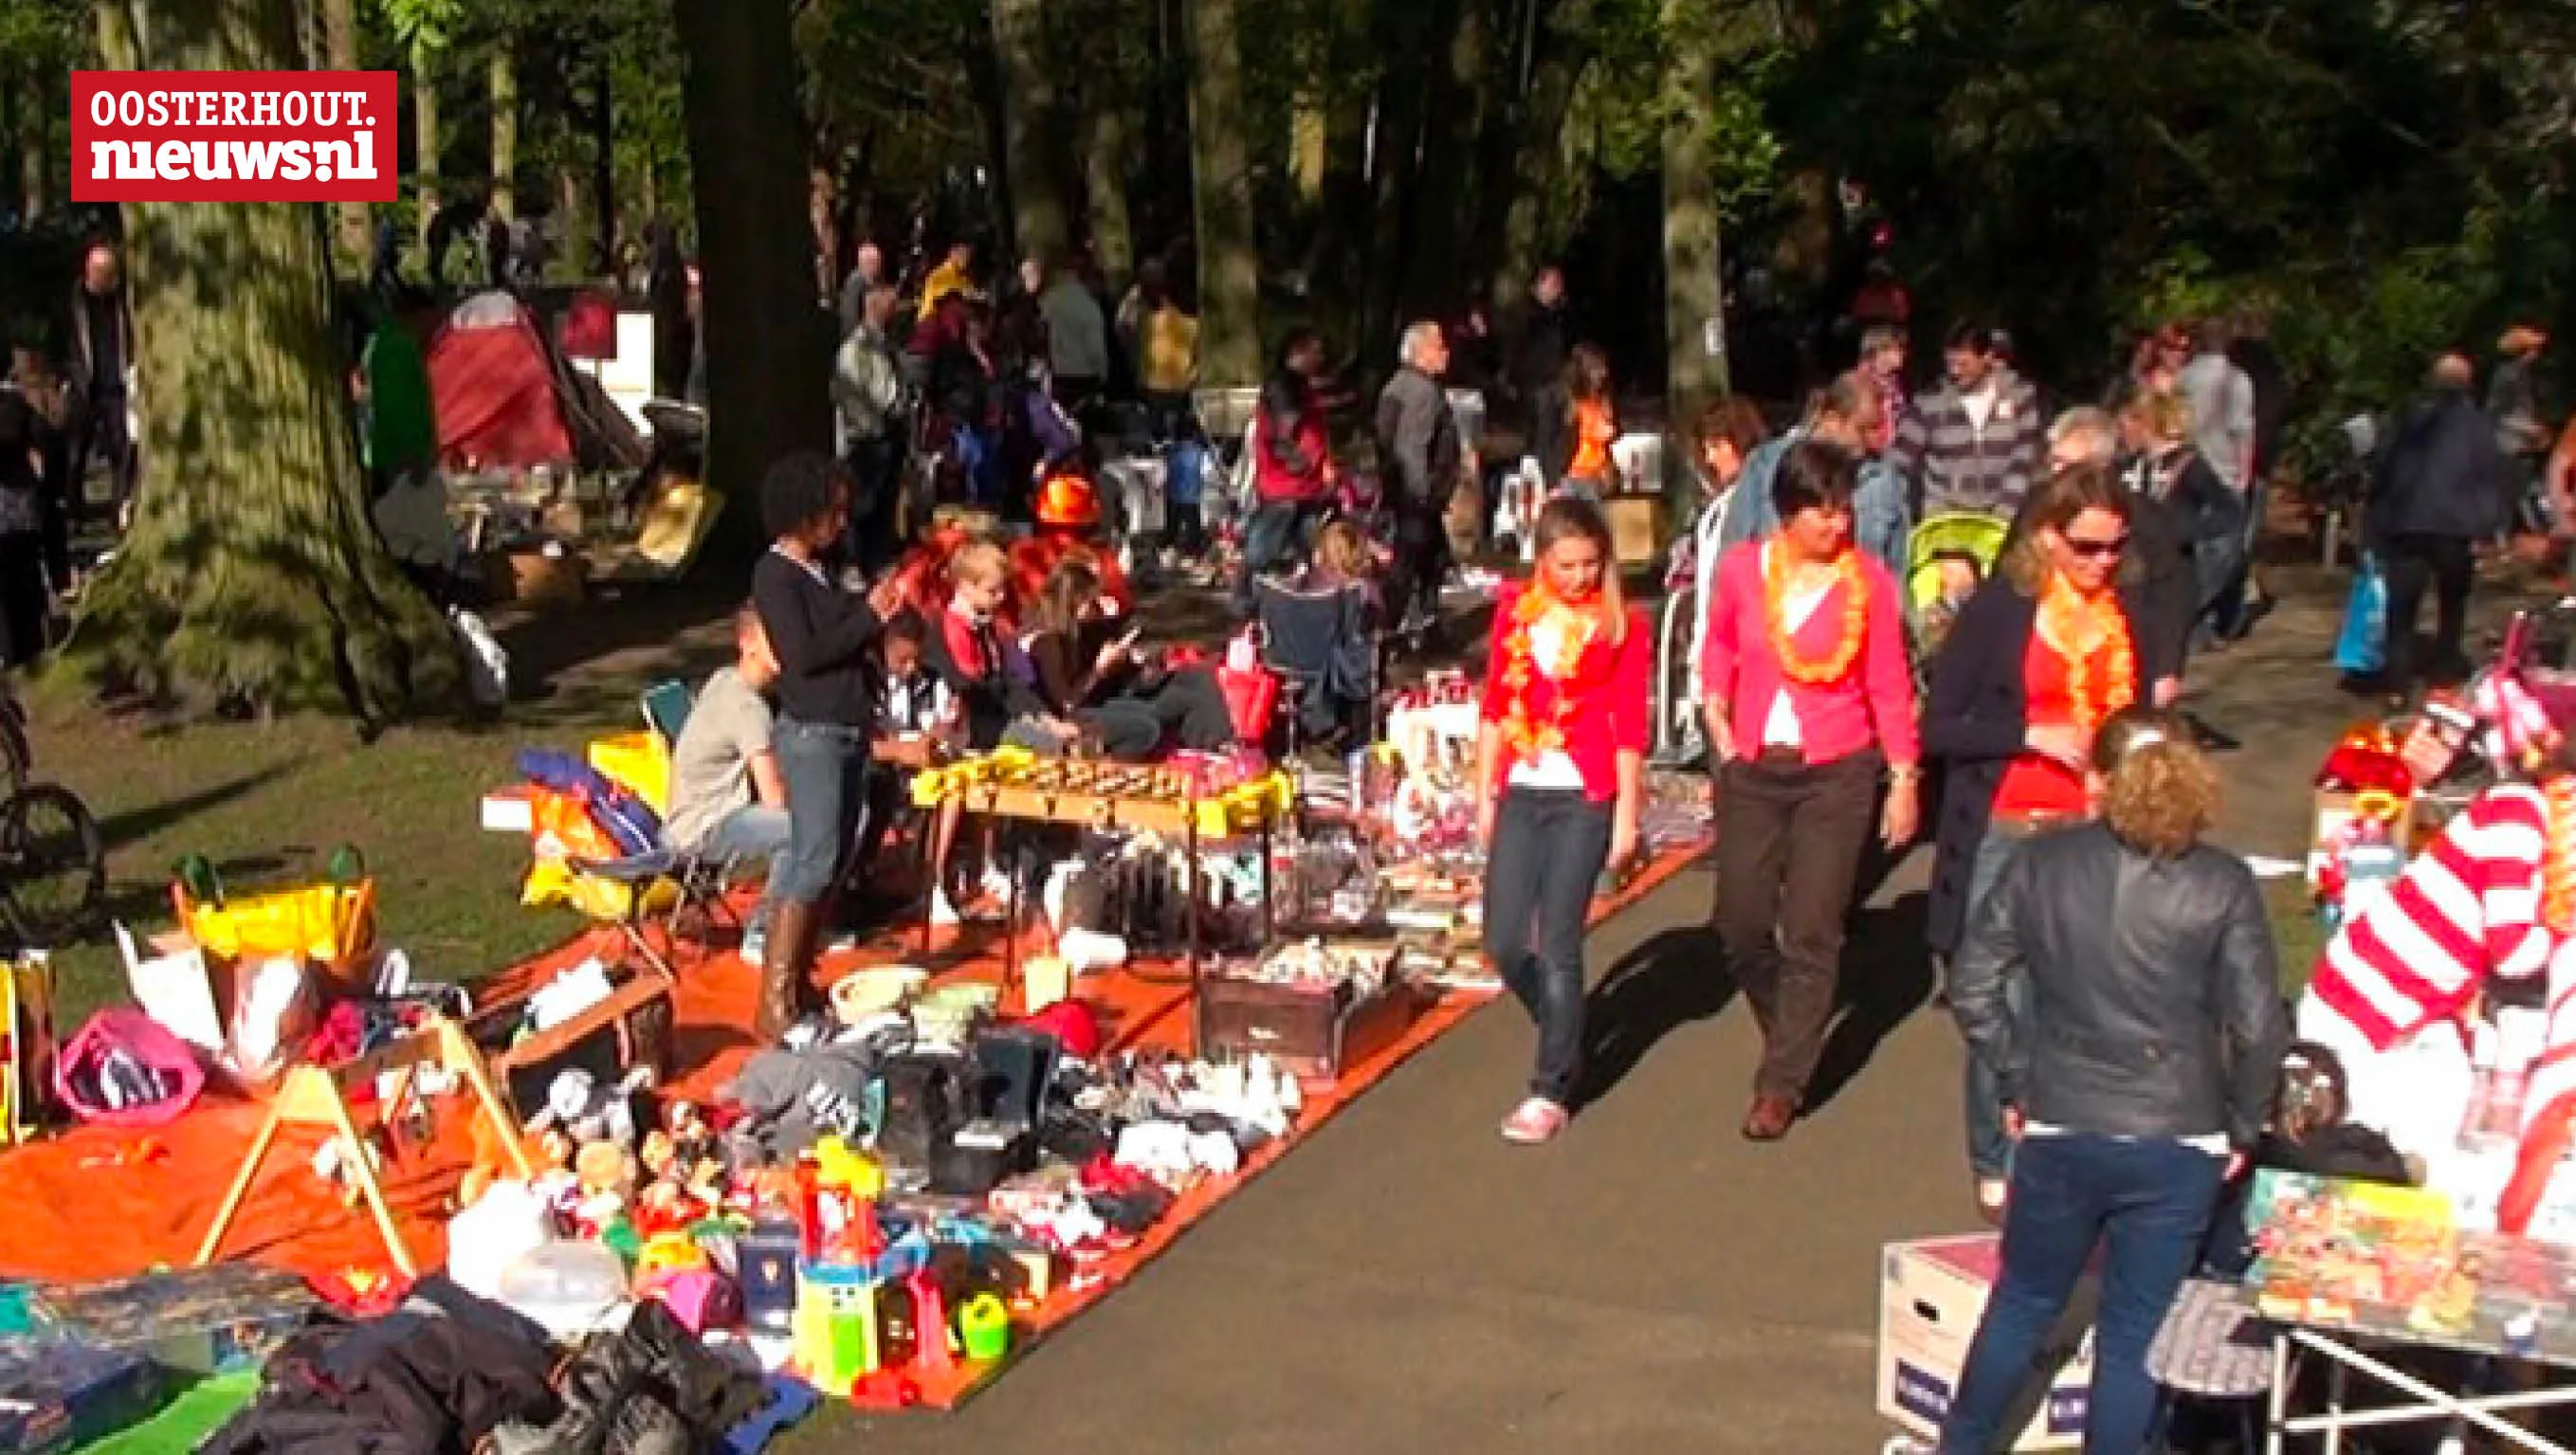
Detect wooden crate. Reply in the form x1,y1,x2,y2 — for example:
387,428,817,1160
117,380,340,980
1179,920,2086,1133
1198,977,1419,1082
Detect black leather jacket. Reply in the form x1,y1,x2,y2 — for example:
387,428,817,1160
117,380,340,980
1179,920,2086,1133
1951,822,2287,1148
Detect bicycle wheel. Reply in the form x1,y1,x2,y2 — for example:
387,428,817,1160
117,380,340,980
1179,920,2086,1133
0,785,106,947
0,700,28,791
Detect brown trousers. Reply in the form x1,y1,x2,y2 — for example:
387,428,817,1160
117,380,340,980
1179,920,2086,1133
1714,747,1882,1100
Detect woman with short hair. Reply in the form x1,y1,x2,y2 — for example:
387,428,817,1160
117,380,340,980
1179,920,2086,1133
1936,706,2286,1455
1702,438,1921,1141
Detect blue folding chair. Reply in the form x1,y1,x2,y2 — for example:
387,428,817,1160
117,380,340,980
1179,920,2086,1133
575,679,741,973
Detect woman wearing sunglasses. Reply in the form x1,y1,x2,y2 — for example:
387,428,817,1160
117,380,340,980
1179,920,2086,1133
1924,464,2175,1221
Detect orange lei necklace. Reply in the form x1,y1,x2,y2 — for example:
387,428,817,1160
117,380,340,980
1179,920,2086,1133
1763,541,1869,685
1495,582,1607,765
2035,572,2136,737
2545,777,2576,936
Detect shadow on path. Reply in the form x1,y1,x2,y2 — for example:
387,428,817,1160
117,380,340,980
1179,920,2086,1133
1802,891,1937,1116
1571,920,1735,1112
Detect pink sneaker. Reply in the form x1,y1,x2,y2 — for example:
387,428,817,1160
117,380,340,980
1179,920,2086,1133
1498,1097,1570,1145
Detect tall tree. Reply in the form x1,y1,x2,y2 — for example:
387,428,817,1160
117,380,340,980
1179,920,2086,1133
1078,25,1138,286
1661,0,1730,421
489,43,519,216
1398,0,1492,323
1184,0,1261,386
73,0,457,719
992,0,1071,266
322,0,368,264
672,0,831,531
409,32,443,245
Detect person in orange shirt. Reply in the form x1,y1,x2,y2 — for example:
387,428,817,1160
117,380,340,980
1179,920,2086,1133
1558,344,1618,500
1924,464,2169,1219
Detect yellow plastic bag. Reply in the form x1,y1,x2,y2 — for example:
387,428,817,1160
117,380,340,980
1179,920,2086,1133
588,732,671,815
521,858,677,921
181,881,376,968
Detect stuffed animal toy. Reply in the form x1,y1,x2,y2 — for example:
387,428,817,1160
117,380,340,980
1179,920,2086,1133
526,1066,654,1147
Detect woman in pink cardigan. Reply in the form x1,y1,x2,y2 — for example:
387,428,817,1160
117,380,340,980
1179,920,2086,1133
1702,439,1922,1141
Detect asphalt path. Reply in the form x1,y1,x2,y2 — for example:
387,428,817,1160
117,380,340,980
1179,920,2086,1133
800,562,2478,1453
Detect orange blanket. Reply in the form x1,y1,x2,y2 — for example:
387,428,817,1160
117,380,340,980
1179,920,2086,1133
0,843,1701,1408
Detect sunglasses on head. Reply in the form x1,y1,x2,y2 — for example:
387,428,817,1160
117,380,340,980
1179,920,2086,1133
2065,534,2128,559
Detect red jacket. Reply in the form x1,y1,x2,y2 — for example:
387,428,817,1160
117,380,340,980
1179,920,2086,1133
1252,373,1332,504
1478,582,1650,803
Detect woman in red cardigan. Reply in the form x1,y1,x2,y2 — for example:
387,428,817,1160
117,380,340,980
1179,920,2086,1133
1702,439,1922,1141
1474,498,1651,1144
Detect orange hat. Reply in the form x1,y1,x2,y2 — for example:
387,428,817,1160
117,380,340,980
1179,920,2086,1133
1035,470,1101,528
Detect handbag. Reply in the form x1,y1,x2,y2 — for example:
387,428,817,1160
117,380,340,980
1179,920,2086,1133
55,1008,206,1128
2332,554,2387,676
2145,1277,2275,1399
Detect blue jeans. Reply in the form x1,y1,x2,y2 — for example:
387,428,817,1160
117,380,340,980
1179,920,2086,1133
698,803,791,931
1233,499,1324,612
954,426,1000,506
1939,1134,2225,1455
1962,825,2032,1180
772,717,872,904
1483,788,1613,1103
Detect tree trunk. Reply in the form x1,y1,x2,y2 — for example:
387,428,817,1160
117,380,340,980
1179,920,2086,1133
809,165,839,303
490,44,518,218
74,0,457,719
21,64,55,223
1288,97,1325,206
1083,80,1136,285
593,49,616,279
1486,41,1580,318
1360,0,1437,361
411,34,442,247
672,0,831,545
1661,0,1729,432
1184,0,1260,387
992,0,1071,266
321,0,367,264
1399,0,1489,323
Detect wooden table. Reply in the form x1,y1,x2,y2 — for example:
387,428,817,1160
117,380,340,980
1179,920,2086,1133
909,762,1288,1045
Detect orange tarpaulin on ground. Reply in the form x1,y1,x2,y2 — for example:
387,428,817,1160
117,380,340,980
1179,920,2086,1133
0,844,1701,1409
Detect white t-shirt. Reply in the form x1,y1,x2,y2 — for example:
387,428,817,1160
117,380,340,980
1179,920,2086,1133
1963,380,2001,434
1762,552,1833,749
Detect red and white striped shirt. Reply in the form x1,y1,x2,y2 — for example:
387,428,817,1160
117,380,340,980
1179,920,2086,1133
2307,784,2555,1050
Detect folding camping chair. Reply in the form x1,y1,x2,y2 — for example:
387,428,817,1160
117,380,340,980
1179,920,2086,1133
1254,576,1381,756
575,680,741,973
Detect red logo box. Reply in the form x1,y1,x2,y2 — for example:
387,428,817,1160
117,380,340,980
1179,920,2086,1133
71,71,397,204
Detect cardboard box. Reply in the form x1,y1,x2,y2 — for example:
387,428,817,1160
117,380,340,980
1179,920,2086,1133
1877,1234,2092,1450
0,1336,157,1454
1601,494,1660,566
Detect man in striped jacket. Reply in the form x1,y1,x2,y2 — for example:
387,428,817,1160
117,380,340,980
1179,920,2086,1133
2297,781,2554,1162
1888,322,2046,521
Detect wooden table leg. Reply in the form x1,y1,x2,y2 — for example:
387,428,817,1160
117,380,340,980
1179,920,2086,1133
1186,815,1202,1057
320,1078,415,1279
195,1103,287,1266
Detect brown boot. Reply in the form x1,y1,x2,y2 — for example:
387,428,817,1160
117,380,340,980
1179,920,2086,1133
756,900,818,1042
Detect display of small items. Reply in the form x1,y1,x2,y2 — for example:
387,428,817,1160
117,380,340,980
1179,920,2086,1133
1221,937,1396,1003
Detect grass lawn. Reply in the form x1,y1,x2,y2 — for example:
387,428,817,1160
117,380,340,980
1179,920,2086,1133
29,574,746,1028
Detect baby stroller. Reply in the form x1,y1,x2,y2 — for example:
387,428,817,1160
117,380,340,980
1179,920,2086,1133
1905,511,2012,655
